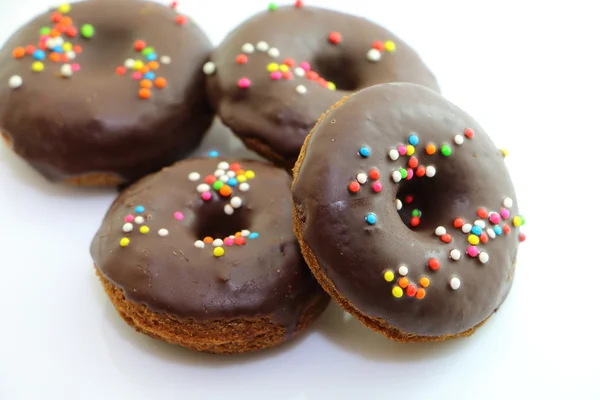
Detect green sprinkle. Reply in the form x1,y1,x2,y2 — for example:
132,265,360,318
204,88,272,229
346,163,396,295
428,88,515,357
40,27,51,35
399,168,408,179
213,181,224,190
81,24,95,39
441,144,452,157
268,2,277,11
412,209,421,217
141,47,155,56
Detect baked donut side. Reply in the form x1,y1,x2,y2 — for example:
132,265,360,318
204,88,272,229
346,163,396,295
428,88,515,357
0,0,214,185
292,83,525,341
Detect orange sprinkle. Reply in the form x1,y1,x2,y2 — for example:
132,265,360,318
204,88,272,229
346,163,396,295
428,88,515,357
140,66,150,74
139,88,152,99
55,24,67,33
154,77,167,89
219,185,232,197
140,79,153,88
416,288,426,299
234,232,241,237
60,16,73,26
148,61,159,70
73,45,82,54
425,143,437,155
12,47,25,59
236,169,245,176
49,29,61,37
399,277,409,289
49,52,61,62
419,277,430,288
203,236,214,244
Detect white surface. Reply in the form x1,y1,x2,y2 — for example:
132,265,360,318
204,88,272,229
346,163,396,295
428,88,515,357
1,1,599,399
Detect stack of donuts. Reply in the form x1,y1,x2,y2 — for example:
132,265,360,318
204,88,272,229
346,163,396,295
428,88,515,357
0,0,526,353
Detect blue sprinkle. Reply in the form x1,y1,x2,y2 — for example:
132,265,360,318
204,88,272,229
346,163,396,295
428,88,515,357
228,178,238,187
471,226,482,235
365,212,377,225
143,72,156,80
146,53,157,61
33,50,45,60
408,134,419,146
53,46,63,54
493,225,502,236
208,150,219,158
359,146,370,158
248,232,259,239
135,205,145,213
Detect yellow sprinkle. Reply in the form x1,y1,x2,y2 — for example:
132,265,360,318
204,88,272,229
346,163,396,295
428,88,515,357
406,145,415,156
327,81,336,91
120,238,130,247
513,216,523,227
384,40,396,52
501,148,508,157
58,3,71,14
140,226,150,234
383,270,395,282
392,286,403,298
133,60,144,71
279,64,289,73
245,170,255,179
32,61,44,72
237,175,247,183
419,277,430,288
467,234,480,245
63,42,73,52
213,247,225,257
267,62,279,72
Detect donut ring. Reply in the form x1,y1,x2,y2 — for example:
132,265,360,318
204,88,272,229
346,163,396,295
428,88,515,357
91,157,329,354
292,83,526,341
0,0,213,185
205,3,439,169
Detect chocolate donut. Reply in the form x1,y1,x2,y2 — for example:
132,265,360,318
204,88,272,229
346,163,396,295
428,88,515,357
0,0,214,186
205,2,439,170
292,83,526,341
91,157,329,354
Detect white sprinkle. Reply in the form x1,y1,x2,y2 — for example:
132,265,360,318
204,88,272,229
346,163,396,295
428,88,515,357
391,170,402,182
197,183,210,193
60,64,73,77
357,172,367,184
479,252,490,264
53,37,64,47
8,75,22,89
395,199,402,210
45,38,57,49
435,226,446,236
487,228,496,239
296,85,307,94
474,219,486,228
213,239,224,247
217,161,229,170
241,230,251,237
239,182,250,192
219,174,229,182
389,149,399,161
134,216,145,224
398,265,408,276
224,204,234,215
229,235,235,240
454,135,464,145
158,228,169,237
160,56,172,64
461,223,473,234
124,58,135,69
425,166,436,177
202,61,216,75
450,277,461,290
188,172,201,181
267,47,280,58
294,67,305,77
256,41,269,52
241,43,255,54
214,169,225,177
194,240,205,248
226,170,236,178
503,197,513,208
230,196,242,208
366,49,381,62
66,51,76,60
122,223,133,233
450,249,461,260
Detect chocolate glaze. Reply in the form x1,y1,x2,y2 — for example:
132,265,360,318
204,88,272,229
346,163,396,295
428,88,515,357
206,5,439,167
0,0,214,183
91,158,327,331
293,83,523,337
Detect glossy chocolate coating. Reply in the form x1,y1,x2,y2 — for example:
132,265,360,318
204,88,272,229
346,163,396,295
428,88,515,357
0,0,213,183
293,83,522,337
207,5,439,166
91,158,327,329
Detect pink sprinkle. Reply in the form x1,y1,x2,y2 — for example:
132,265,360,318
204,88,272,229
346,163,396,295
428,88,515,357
500,208,510,219
71,63,80,72
124,214,134,223
132,72,142,80
40,35,49,43
201,192,212,201
270,71,282,80
467,246,479,257
398,145,407,156
174,211,184,221
372,181,382,193
224,237,234,246
406,168,414,180
489,213,501,224
299,61,311,71
238,77,251,89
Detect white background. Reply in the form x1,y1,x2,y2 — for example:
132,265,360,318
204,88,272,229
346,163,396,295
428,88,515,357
1,0,599,399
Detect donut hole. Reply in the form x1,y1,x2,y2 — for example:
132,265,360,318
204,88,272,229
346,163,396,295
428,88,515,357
312,53,359,91
192,201,251,240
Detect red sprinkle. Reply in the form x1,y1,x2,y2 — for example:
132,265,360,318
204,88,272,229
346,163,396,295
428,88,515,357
441,234,452,243
65,26,77,37
170,1,178,8
371,181,382,193
236,54,248,64
229,163,241,171
348,181,360,193
328,31,342,45
519,233,526,242
410,217,420,227
205,175,217,184
234,237,246,246
404,195,413,204
306,71,319,81
282,71,293,80
428,258,440,271
115,66,127,75
55,24,67,33
415,165,426,177
503,224,511,235
134,40,146,51
477,207,488,218
408,157,418,168
283,58,295,67
369,168,380,180
73,45,82,54
25,45,36,55
295,0,304,7
464,127,474,139
480,232,489,244
406,284,417,297
51,12,62,23
175,15,187,25
372,40,385,51
453,218,464,229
